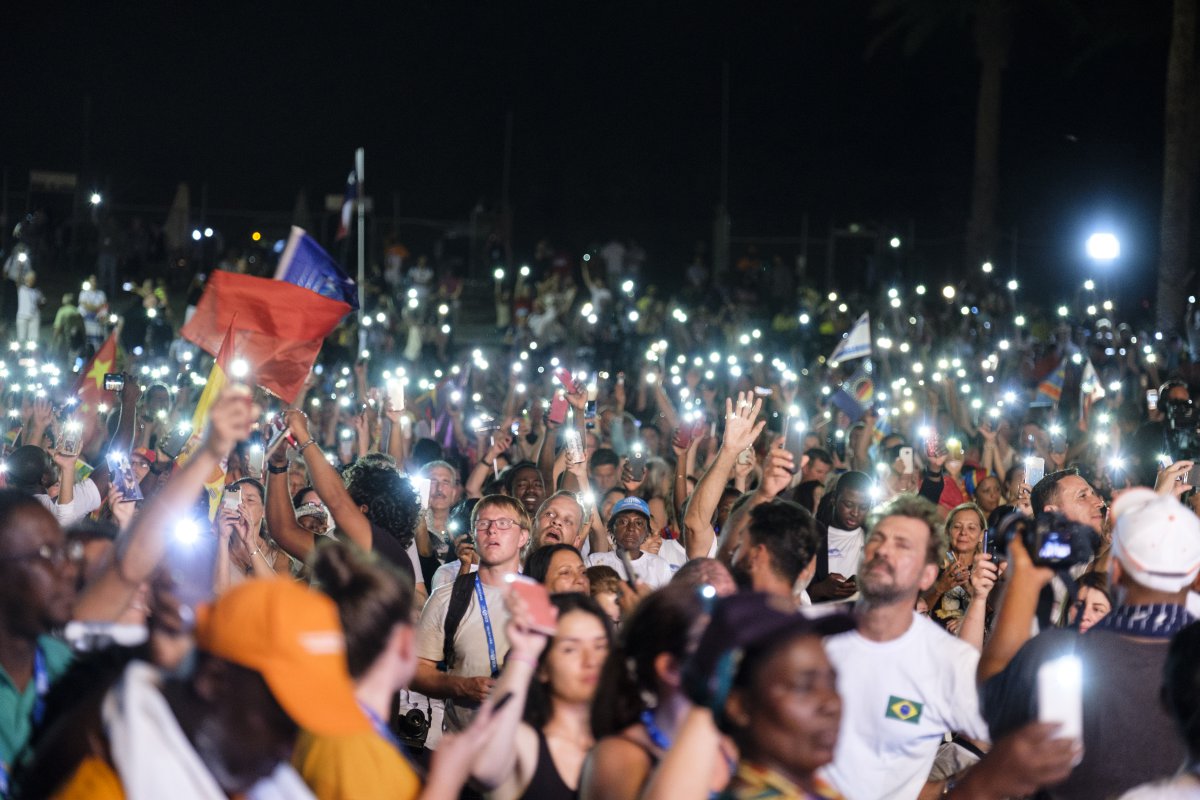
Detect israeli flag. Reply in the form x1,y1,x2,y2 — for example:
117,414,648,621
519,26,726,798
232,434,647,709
829,312,871,364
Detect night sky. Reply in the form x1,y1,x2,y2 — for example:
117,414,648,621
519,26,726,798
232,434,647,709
3,1,1170,297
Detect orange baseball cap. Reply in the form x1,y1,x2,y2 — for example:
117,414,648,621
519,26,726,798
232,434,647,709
194,578,370,736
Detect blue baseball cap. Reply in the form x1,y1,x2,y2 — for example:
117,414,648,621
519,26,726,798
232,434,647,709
609,496,651,526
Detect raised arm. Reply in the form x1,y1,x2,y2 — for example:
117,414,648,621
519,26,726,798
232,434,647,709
683,393,765,560
283,409,373,552
73,385,254,621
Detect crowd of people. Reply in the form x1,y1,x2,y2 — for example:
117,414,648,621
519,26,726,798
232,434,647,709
0,225,1198,800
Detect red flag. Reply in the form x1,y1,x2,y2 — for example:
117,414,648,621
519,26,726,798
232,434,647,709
75,330,119,416
180,271,351,403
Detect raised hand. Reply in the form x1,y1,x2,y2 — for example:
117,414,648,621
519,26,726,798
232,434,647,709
722,392,766,453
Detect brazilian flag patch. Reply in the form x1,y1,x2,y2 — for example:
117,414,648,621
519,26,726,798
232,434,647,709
886,696,923,724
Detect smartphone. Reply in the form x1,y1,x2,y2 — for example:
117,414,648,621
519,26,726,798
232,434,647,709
563,429,584,464
245,434,266,479
56,420,83,457
617,548,640,591
160,423,193,460
924,433,942,460
548,392,569,425
1147,389,1159,412
628,448,647,481
783,419,806,475
1037,655,1083,752
982,528,999,560
103,373,124,392
504,574,558,635
165,517,217,611
411,475,432,507
554,367,576,392
1050,430,1068,454
899,446,914,475
1025,456,1046,488
265,414,297,459
222,485,242,513
585,381,598,420
753,386,773,397
107,450,144,502
616,372,625,386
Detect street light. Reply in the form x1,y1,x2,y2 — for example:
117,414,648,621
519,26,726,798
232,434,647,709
889,237,901,249
89,192,102,206
1086,232,1120,262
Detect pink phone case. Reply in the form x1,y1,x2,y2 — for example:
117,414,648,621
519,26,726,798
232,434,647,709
507,575,558,635
548,394,569,425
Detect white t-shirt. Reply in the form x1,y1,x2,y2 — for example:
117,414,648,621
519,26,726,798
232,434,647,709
431,560,478,592
1117,772,1200,799
821,612,990,800
36,478,103,527
587,550,674,589
16,286,42,318
416,576,511,734
826,525,864,578
656,538,687,570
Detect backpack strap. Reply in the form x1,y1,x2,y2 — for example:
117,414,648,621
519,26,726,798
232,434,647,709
439,572,477,671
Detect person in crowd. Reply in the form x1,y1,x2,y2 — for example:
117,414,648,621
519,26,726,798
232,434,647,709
799,448,834,487
582,583,730,800
585,566,625,625
922,502,988,633
1066,572,1112,633
297,540,505,800
213,477,290,589
1117,620,1200,798
472,594,613,800
822,494,991,800
526,544,591,594
658,592,1077,800
0,492,78,791
7,445,105,528
729,499,820,605
980,488,1200,799
1029,468,1107,534
809,470,873,603
15,272,44,345
412,495,530,737
586,497,674,589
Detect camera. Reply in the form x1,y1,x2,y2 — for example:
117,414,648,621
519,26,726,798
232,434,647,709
395,706,431,749
996,511,1099,571
1164,399,1200,461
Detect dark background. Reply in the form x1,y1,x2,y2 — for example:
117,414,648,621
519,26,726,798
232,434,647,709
1,0,1171,300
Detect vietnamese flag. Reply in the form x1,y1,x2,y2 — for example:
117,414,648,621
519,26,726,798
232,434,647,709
75,330,119,416
180,271,351,403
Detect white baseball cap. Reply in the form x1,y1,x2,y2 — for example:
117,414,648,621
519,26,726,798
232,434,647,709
1111,488,1200,593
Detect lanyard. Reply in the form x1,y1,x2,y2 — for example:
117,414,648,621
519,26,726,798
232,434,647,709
359,702,403,752
0,646,49,796
475,576,500,678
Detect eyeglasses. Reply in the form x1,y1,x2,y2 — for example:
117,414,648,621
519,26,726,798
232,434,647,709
475,518,522,533
2,541,85,567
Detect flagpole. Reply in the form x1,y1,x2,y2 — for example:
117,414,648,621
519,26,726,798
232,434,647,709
355,147,366,334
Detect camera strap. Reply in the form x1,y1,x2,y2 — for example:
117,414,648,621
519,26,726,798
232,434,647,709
359,701,404,752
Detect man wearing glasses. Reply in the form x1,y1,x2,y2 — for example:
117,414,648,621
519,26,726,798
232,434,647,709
586,496,673,589
413,494,530,736
0,491,78,795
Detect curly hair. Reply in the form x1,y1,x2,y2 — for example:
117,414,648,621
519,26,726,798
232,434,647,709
342,457,420,551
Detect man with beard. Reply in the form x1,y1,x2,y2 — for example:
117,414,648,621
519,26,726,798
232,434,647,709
503,462,546,519
821,494,990,800
728,499,820,604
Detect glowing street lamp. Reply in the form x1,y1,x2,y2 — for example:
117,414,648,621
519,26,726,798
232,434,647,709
89,192,102,206
1086,232,1120,262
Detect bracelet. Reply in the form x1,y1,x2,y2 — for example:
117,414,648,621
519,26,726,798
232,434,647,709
298,438,318,455
267,464,288,475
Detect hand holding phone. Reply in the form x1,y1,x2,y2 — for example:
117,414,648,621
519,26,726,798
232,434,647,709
899,446,914,474
1025,456,1046,488
505,574,558,636
1037,655,1083,760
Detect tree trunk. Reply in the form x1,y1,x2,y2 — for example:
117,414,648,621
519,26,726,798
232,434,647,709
965,0,1013,272
1157,0,1199,334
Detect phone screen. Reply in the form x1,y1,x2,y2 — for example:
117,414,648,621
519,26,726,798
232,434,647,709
1024,456,1046,488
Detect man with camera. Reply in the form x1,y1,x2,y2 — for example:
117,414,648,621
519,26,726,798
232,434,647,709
978,488,1200,799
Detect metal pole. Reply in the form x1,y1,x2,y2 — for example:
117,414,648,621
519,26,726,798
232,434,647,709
356,147,365,327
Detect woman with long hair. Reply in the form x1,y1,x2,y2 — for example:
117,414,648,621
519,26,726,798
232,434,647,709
473,594,614,800
580,584,732,800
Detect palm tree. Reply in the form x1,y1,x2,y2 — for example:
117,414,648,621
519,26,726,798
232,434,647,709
1157,0,1198,333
